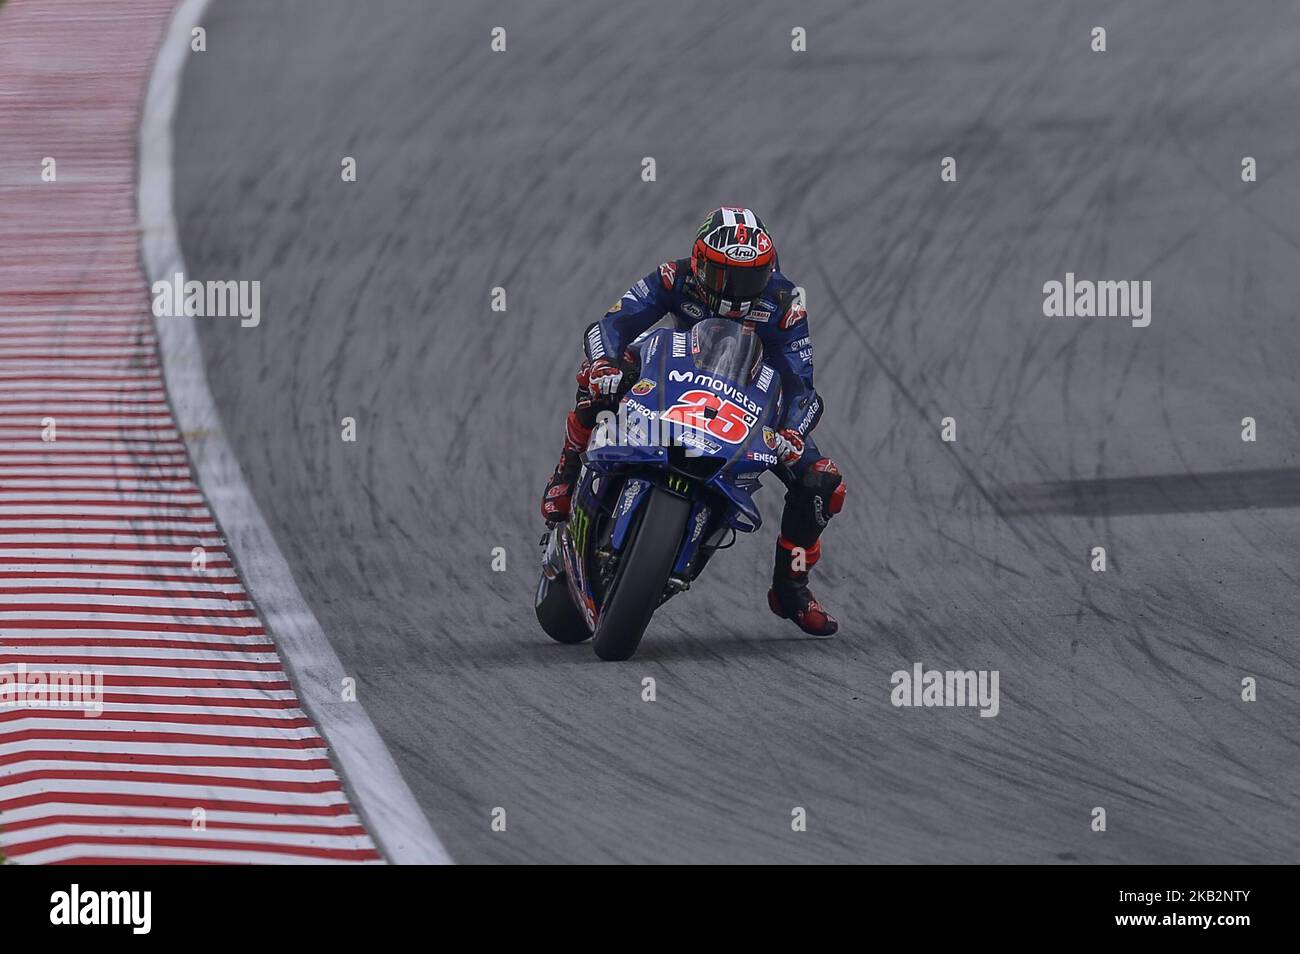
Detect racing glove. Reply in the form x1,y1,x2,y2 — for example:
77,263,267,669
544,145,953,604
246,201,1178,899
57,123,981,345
773,428,805,466
586,358,624,397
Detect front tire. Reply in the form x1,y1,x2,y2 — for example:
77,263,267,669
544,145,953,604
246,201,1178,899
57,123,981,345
592,487,691,661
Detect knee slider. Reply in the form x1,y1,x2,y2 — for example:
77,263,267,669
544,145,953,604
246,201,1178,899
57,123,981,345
803,458,845,520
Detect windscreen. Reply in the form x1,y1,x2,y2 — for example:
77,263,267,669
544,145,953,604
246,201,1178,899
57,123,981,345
689,318,762,385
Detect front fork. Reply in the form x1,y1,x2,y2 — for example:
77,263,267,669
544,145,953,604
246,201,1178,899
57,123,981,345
555,468,715,608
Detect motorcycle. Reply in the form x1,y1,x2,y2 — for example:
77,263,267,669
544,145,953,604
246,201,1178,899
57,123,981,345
535,317,786,660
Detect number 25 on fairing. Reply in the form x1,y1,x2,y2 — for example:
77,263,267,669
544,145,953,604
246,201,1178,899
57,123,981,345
661,389,756,444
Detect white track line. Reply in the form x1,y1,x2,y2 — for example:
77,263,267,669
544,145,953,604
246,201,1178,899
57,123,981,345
137,0,450,864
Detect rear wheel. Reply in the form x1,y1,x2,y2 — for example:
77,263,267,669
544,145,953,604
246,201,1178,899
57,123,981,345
592,487,691,661
535,570,590,643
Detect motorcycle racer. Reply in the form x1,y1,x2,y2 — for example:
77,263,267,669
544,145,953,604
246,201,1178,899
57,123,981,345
541,207,845,636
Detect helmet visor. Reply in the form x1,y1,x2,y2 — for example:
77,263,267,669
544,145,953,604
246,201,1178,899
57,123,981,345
696,258,772,306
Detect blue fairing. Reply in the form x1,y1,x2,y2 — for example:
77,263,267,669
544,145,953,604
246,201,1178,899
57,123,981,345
608,476,653,550
585,444,668,468
589,323,782,527
562,320,786,629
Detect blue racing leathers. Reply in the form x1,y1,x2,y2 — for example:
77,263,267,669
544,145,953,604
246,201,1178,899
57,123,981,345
584,258,825,453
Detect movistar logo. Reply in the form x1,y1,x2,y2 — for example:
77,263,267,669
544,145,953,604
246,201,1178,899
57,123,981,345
668,370,761,415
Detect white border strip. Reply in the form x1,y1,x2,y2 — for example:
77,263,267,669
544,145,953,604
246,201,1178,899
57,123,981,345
138,0,451,865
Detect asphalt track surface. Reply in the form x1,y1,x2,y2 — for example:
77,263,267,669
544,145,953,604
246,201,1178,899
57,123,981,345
172,1,1300,863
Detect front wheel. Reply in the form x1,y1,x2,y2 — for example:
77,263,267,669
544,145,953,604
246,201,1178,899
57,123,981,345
592,486,691,661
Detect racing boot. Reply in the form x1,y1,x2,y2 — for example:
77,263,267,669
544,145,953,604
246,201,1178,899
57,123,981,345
767,537,839,636
540,410,590,522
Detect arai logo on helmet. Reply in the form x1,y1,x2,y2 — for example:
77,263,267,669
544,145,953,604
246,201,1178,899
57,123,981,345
679,301,705,320
724,244,758,262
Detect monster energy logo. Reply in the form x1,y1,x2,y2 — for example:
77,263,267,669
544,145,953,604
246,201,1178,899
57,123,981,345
666,474,691,494
569,506,591,556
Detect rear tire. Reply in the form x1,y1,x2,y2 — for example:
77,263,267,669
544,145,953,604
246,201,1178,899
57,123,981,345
535,569,590,643
592,487,691,661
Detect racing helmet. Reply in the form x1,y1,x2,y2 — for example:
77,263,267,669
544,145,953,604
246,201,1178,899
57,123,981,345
689,207,776,319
